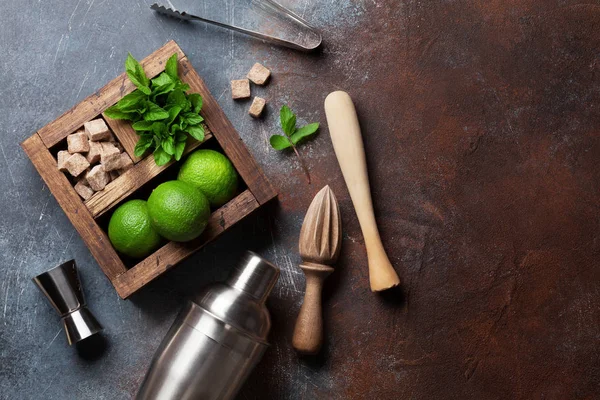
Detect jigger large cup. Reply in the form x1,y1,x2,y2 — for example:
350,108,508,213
32,260,103,345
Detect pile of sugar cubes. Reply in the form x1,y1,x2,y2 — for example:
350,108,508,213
231,63,271,118
57,118,133,200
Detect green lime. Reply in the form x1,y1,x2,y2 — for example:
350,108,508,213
147,180,211,242
177,149,238,208
108,199,162,258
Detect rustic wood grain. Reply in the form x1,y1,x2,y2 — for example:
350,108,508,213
179,56,278,205
37,40,185,148
20,133,127,280
113,189,260,298
85,133,213,218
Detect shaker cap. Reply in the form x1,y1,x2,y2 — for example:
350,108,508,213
226,252,279,303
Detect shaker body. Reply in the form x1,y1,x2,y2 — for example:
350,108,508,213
136,252,279,400
136,303,266,400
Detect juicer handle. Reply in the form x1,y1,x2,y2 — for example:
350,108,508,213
292,263,333,354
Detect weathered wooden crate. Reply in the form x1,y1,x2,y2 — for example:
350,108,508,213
21,41,277,299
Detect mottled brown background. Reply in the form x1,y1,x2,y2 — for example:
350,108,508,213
244,1,600,398
1,0,598,399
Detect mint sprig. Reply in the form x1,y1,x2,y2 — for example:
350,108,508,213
105,53,205,166
269,105,319,183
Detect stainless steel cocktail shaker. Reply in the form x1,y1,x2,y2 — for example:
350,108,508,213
136,252,280,400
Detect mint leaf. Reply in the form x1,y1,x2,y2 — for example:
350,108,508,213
167,106,182,124
125,53,150,92
134,135,153,157
104,105,134,120
187,125,205,141
175,132,187,142
165,54,178,80
188,94,203,113
151,73,175,99
152,83,175,98
272,105,318,184
161,136,175,155
280,105,296,136
176,82,191,92
144,102,169,121
167,90,187,108
291,123,319,145
152,72,173,87
183,112,203,125
132,120,154,131
174,141,186,161
269,135,292,150
115,90,147,112
179,117,188,130
153,147,171,166
126,70,150,94
151,122,167,137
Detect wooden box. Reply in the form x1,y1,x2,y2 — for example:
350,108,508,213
21,41,277,299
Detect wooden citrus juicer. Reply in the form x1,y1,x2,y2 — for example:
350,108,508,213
324,91,400,292
292,185,341,354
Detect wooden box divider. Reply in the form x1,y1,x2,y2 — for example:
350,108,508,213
85,133,213,218
21,41,277,299
102,116,145,163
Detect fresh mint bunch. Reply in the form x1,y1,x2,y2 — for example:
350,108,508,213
105,53,205,166
269,105,319,183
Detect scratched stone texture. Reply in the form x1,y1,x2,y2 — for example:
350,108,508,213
1,0,599,399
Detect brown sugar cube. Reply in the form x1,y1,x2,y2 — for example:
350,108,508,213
248,97,266,118
74,180,94,200
84,119,111,141
67,131,90,154
115,153,134,173
247,63,271,85
101,141,119,153
100,142,121,170
231,79,251,99
86,165,109,191
64,153,90,177
102,147,133,172
103,156,122,172
86,141,102,164
57,150,71,172
76,170,89,183
106,152,133,173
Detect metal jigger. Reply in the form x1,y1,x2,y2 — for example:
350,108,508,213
32,260,102,345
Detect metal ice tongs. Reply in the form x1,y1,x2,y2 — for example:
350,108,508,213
150,1,322,51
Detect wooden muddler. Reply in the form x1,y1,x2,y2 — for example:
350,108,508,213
324,91,400,292
293,185,341,354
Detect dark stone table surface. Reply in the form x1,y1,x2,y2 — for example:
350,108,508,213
1,0,599,399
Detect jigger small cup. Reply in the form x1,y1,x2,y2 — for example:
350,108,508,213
32,260,102,345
